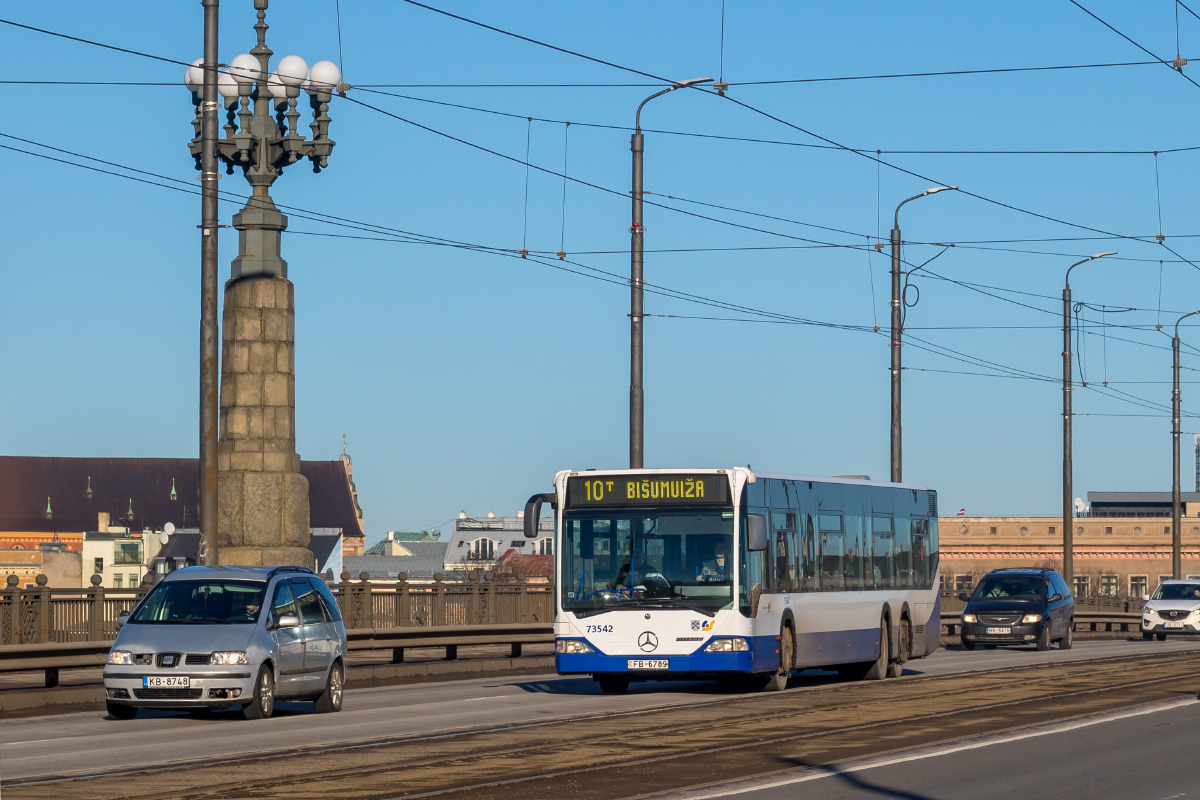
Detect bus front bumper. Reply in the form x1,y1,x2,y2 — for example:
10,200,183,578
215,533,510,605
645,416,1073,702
556,650,755,675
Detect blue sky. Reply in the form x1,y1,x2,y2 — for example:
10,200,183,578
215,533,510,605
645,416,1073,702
4,2,1200,543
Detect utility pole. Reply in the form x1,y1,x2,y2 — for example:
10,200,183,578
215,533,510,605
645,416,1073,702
1061,252,1116,590
628,77,711,469
1172,310,1199,579
889,186,955,483
198,0,220,566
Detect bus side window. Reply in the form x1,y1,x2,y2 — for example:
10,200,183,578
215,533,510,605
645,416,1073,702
871,515,895,589
771,510,796,593
819,512,844,591
911,518,930,589
801,514,818,591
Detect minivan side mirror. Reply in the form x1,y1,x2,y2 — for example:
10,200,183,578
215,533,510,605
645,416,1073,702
747,514,769,552
277,614,300,629
956,592,970,602
1049,592,1062,602
117,611,130,628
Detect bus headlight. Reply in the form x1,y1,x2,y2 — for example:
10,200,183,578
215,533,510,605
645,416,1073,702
703,638,749,653
961,614,977,623
1021,614,1043,624
556,639,594,654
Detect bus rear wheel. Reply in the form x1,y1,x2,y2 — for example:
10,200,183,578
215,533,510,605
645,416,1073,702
763,626,794,692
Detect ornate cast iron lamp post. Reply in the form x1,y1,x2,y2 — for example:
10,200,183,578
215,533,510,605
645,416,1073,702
183,0,342,568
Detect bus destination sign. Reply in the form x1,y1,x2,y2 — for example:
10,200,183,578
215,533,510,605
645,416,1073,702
566,474,730,507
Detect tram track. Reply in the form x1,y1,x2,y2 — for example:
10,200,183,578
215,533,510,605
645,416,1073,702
6,650,1200,800
5,647,1176,789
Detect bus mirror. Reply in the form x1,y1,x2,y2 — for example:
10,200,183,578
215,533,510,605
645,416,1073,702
524,493,557,538
747,514,768,551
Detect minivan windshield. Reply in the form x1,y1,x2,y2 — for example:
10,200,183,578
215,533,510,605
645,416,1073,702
130,580,267,624
1152,582,1200,601
971,575,1045,601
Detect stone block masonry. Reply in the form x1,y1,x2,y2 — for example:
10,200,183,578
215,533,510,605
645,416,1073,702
217,275,312,568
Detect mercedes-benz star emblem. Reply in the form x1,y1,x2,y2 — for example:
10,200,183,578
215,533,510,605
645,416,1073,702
638,631,659,652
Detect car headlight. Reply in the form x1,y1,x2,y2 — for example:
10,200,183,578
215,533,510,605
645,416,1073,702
961,614,977,623
555,639,594,654
209,651,249,665
703,638,749,652
1021,614,1043,624
107,650,133,665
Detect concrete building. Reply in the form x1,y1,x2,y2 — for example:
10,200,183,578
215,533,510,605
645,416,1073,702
442,512,554,574
82,527,153,590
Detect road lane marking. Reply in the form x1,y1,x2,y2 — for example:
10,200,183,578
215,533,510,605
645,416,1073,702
646,696,1200,799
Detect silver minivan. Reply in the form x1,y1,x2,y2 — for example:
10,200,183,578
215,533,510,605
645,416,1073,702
103,565,347,720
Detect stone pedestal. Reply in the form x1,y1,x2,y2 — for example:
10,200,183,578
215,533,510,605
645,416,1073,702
217,275,313,568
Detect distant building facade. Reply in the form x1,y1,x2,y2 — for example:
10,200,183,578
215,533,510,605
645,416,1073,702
442,512,554,574
0,455,363,579
941,512,1200,599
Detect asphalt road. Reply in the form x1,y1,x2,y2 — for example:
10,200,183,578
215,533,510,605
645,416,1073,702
3,637,1199,784
648,697,1200,800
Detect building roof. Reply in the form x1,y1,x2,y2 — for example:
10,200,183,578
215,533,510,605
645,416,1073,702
157,531,201,560
493,550,553,579
345,543,449,580
1088,492,1200,504
364,531,438,554
0,456,362,536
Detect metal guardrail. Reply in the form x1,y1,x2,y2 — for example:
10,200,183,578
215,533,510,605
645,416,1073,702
1,572,554,646
0,623,556,689
940,611,1142,637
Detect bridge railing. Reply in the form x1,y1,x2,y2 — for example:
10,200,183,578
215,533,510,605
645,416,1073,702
0,572,554,646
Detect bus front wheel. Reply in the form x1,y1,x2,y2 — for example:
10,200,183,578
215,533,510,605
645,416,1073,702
597,676,629,694
763,626,794,692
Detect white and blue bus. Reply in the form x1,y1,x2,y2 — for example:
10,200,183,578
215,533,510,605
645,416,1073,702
523,468,940,693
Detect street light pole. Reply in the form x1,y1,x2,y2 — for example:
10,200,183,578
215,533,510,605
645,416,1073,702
1172,310,1200,579
629,77,711,469
889,186,955,483
1062,251,1116,591
198,0,220,567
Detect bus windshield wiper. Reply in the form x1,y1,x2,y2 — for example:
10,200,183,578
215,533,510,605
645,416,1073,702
651,598,716,617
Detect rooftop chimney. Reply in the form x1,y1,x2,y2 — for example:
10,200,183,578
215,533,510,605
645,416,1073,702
98,512,110,533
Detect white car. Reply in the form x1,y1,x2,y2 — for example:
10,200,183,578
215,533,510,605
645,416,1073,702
1142,580,1200,640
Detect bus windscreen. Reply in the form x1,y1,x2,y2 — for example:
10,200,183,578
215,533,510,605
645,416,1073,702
561,508,735,617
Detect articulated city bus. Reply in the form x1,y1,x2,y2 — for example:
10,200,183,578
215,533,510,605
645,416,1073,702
523,468,940,693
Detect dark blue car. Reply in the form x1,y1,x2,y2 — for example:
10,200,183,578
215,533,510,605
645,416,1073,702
958,568,1075,651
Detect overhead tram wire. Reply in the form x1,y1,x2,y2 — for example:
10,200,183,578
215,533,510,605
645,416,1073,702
1068,1,1200,92
3,133,1190,414
386,2,1200,262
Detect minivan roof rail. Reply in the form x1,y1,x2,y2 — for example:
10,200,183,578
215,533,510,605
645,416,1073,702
267,566,315,577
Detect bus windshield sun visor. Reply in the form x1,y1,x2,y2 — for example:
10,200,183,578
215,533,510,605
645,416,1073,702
524,493,557,538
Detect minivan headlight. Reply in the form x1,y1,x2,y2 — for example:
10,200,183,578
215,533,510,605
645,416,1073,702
555,639,594,654
107,650,133,665
210,651,249,665
1021,614,1043,624
961,614,977,623
703,638,749,652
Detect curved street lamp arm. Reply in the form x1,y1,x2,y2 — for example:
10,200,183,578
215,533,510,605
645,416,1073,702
1175,310,1200,339
635,88,674,131
894,186,957,229
1064,251,1118,288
